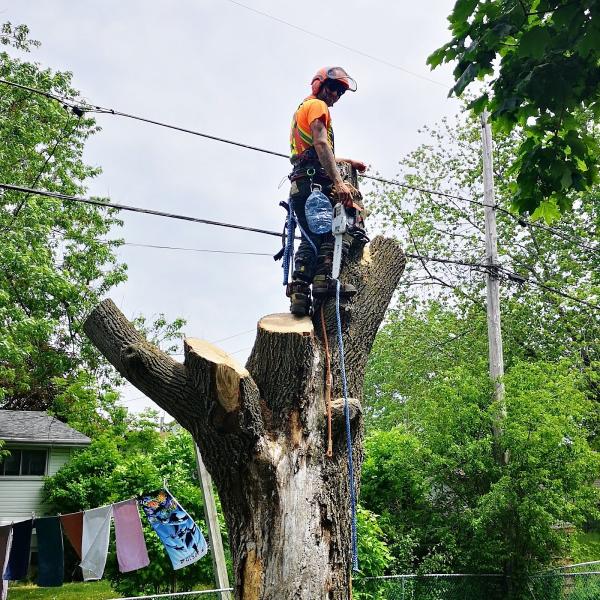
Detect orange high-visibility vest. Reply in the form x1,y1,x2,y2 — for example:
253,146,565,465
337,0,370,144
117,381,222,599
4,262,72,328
289,96,334,163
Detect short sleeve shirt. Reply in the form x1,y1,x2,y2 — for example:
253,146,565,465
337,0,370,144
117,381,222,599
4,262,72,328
290,96,334,161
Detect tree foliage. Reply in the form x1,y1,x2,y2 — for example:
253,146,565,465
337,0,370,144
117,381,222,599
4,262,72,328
429,0,600,218
0,24,185,430
361,109,600,590
363,323,599,582
366,109,599,378
0,23,126,413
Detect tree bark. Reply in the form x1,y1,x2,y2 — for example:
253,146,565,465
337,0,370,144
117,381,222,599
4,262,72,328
84,235,404,599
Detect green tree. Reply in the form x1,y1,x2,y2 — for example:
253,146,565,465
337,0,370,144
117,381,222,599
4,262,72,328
428,0,600,218
0,24,185,438
361,109,600,596
363,338,600,590
366,109,599,397
0,22,126,414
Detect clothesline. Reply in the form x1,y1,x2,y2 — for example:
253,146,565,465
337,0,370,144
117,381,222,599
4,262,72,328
0,488,208,597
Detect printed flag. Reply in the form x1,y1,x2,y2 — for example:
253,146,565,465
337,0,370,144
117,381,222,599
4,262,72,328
140,489,207,570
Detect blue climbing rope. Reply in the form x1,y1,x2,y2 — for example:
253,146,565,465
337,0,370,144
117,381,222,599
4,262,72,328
281,197,318,285
335,279,359,571
282,196,358,568
282,198,295,286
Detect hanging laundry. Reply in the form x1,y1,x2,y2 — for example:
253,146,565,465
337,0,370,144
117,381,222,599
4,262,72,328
3,519,32,581
113,499,149,573
140,489,207,570
0,525,13,600
60,512,83,559
35,517,64,587
80,506,113,581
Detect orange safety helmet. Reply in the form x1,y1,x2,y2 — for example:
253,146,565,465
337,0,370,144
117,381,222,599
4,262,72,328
311,66,357,95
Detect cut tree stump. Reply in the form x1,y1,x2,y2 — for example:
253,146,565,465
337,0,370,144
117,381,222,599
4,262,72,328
84,235,405,599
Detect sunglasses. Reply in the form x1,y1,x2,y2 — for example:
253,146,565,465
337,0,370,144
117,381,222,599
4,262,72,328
325,80,346,96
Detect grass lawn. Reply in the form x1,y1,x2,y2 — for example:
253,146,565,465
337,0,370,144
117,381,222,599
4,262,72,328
8,580,120,600
573,531,600,564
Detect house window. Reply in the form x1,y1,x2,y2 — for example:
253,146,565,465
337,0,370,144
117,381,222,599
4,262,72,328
0,449,47,476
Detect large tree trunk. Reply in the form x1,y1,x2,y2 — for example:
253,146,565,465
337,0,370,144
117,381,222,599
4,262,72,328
84,235,404,599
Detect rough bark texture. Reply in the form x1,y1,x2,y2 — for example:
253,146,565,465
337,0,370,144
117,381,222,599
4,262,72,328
84,235,404,599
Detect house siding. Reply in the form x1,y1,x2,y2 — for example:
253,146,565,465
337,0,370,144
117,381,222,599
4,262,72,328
0,446,76,525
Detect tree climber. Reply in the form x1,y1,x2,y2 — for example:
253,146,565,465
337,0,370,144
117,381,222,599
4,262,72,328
287,66,367,316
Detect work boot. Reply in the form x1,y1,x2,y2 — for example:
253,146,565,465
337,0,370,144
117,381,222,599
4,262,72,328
287,279,312,316
312,274,357,299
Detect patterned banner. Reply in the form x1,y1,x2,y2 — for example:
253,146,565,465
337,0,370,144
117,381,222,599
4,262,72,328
140,489,207,570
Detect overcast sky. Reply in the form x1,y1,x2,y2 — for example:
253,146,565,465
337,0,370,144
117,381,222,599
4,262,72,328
4,0,461,414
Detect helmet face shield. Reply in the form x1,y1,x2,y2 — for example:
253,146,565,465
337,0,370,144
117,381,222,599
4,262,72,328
326,67,357,92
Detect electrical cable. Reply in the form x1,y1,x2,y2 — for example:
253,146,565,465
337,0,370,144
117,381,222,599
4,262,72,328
360,173,486,207
0,182,287,239
210,329,256,345
495,205,600,256
222,0,449,88
121,242,272,257
113,238,492,270
498,266,600,311
4,181,597,312
0,78,484,206
1,79,596,262
4,112,83,230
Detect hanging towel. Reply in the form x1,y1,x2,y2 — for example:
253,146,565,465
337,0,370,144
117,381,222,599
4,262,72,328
80,505,113,581
113,499,149,573
0,525,13,600
3,519,32,580
60,512,83,559
35,517,64,587
140,489,207,570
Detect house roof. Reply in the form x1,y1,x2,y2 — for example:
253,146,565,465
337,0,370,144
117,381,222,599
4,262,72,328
0,411,91,446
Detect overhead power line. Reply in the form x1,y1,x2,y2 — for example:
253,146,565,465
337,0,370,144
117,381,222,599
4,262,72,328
5,181,597,312
0,78,478,205
499,267,600,311
123,241,492,270
363,173,486,207
222,0,449,89
0,79,596,255
4,180,598,315
121,242,272,257
495,206,600,257
0,182,286,239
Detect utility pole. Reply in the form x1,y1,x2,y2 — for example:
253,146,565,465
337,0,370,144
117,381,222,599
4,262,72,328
194,445,232,599
480,111,507,462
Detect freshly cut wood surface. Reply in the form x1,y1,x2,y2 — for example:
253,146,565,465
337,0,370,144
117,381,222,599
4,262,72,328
258,313,313,334
185,337,249,376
